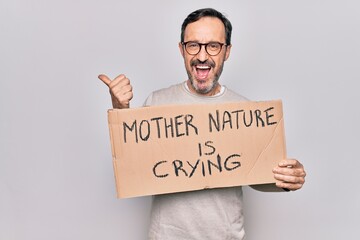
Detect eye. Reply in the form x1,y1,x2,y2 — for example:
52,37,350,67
208,42,220,50
186,42,199,49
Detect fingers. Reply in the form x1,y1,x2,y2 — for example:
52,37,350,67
273,159,306,191
98,74,112,86
98,74,127,87
112,84,133,99
110,87,133,108
273,172,305,185
278,158,300,168
273,165,306,178
109,74,130,91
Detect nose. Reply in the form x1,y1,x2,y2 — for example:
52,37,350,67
196,45,209,62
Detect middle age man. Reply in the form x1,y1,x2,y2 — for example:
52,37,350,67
99,8,306,240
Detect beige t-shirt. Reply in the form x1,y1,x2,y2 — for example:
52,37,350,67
145,82,248,240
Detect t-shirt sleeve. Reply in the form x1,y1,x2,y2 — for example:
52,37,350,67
143,92,154,107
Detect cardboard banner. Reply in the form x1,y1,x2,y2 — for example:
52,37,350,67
107,100,286,198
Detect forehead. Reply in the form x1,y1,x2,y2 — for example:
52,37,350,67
183,17,226,42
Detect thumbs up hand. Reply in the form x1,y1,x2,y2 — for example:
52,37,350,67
98,74,133,109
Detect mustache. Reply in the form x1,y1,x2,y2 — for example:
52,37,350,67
190,59,215,68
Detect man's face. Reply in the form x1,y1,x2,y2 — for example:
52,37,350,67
179,17,231,96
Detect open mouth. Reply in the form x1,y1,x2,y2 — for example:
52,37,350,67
195,64,211,80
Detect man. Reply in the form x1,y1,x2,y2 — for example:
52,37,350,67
99,8,306,240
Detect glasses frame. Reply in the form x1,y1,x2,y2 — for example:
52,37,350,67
182,41,227,56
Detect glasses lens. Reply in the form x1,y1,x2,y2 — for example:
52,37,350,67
185,42,200,55
206,42,222,56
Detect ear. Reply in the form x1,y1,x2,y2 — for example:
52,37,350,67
224,44,232,61
178,42,185,58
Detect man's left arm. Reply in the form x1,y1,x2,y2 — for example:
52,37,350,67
250,159,306,192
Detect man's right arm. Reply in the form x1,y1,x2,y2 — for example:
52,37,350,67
98,74,133,109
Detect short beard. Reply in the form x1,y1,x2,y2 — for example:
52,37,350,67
189,76,219,94
187,59,224,95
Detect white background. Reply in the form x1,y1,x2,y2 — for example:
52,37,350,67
1,0,359,239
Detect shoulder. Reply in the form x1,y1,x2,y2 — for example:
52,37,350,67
144,83,184,106
222,87,250,102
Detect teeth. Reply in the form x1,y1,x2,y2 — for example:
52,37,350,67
196,65,210,69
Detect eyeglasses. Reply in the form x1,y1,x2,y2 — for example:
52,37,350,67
182,41,227,56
